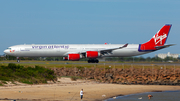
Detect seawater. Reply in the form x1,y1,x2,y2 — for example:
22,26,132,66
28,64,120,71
107,90,180,101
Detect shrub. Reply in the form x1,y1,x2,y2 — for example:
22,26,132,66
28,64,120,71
0,63,57,85
70,76,82,81
71,76,77,81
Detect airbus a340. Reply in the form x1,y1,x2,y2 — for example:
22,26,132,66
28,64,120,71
4,24,174,63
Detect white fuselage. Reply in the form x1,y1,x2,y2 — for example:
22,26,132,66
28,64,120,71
4,44,148,57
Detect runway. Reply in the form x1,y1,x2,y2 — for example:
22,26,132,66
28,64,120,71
1,61,180,66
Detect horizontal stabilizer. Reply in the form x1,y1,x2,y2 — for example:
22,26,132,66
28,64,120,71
155,44,175,49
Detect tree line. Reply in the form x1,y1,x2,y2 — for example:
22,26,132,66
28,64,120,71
105,56,179,62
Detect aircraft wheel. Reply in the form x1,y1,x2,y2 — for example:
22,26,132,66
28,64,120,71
17,60,20,63
88,60,91,63
88,59,99,63
95,59,99,63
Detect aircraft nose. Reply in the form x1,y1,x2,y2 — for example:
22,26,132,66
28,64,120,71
4,49,9,54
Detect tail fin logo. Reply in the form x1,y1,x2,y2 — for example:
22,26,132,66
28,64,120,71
153,31,167,45
139,24,171,52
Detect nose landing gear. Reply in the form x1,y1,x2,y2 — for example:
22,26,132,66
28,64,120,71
17,57,20,63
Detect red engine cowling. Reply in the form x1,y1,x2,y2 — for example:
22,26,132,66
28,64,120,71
86,51,100,58
68,54,82,61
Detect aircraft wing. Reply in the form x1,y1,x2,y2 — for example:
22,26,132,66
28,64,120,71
78,43,128,53
63,43,128,56
98,43,128,55
100,43,128,52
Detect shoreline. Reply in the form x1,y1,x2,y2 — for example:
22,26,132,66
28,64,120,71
107,90,180,100
0,78,180,101
103,87,180,101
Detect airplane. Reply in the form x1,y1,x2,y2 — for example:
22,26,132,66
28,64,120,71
4,24,174,63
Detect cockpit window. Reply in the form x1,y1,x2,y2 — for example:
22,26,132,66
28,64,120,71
7,48,11,50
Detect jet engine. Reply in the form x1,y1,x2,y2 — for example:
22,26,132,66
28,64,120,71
86,51,100,58
68,54,82,61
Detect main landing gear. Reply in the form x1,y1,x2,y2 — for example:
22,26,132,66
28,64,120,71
88,59,99,63
17,57,20,63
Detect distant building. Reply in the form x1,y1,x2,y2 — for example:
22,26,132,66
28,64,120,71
155,52,179,59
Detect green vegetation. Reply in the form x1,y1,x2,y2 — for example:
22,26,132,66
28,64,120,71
76,66,84,71
0,63,57,85
70,76,82,81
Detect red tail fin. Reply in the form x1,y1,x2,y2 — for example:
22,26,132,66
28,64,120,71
139,24,172,51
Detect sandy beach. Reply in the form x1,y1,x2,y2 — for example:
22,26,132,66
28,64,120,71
0,77,180,101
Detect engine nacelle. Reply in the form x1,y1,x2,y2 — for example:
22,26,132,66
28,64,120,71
63,57,68,60
86,51,100,58
68,54,82,61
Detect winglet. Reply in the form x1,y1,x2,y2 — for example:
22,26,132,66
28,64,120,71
123,43,128,47
119,43,128,49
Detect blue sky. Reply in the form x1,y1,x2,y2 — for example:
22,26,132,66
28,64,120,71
0,0,179,57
